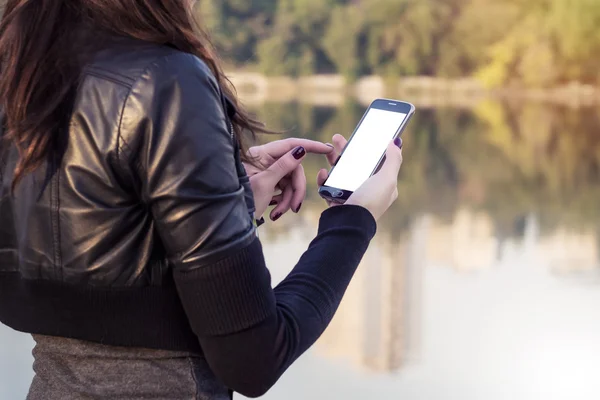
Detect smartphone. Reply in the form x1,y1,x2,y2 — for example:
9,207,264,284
318,98,415,203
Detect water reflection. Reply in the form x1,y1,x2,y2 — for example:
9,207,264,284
256,207,600,400
2,99,600,399
251,98,600,276
250,99,600,398
263,207,600,371
254,99,600,234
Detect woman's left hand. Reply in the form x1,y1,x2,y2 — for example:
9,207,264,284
244,138,333,221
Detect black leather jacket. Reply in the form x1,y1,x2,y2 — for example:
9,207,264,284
0,35,377,398
1,37,256,286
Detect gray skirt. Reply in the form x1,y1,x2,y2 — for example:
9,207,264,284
27,335,231,400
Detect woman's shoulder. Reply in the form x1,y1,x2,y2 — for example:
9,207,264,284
73,35,225,172
84,35,214,90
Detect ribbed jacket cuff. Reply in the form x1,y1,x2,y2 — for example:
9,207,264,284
173,238,275,336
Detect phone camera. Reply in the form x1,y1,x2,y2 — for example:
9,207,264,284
332,190,344,198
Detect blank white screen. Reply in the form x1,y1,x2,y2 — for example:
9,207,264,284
325,108,407,192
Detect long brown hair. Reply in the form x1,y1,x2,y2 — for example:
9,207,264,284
0,0,265,190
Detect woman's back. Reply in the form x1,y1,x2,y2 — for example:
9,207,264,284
0,36,233,352
0,1,404,398
1,35,242,399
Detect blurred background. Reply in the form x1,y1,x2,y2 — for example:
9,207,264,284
3,0,600,399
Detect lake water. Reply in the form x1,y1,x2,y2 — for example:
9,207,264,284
2,99,600,399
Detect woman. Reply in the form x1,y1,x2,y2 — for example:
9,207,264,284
0,1,403,399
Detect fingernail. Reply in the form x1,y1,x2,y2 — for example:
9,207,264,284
272,212,282,221
292,146,306,160
394,138,403,149
269,200,278,206
295,203,302,213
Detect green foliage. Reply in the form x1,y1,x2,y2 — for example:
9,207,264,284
196,0,600,88
321,5,364,81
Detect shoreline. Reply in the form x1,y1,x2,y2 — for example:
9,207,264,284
227,72,600,108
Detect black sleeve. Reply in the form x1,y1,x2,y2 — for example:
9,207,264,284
177,205,376,398
125,52,377,398
123,52,257,271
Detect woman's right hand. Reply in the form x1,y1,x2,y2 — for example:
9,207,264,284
317,135,404,221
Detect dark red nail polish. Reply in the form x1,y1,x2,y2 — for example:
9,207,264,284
272,213,282,221
269,200,278,206
394,137,403,149
296,203,302,213
292,146,306,160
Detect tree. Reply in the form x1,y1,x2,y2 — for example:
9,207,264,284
322,5,365,81
196,0,600,88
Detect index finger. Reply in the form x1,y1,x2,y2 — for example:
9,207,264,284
264,138,333,158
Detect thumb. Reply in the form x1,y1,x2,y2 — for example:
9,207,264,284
379,139,403,178
265,146,306,183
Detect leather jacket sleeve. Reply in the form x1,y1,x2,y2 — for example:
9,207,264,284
118,52,377,398
119,53,256,270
